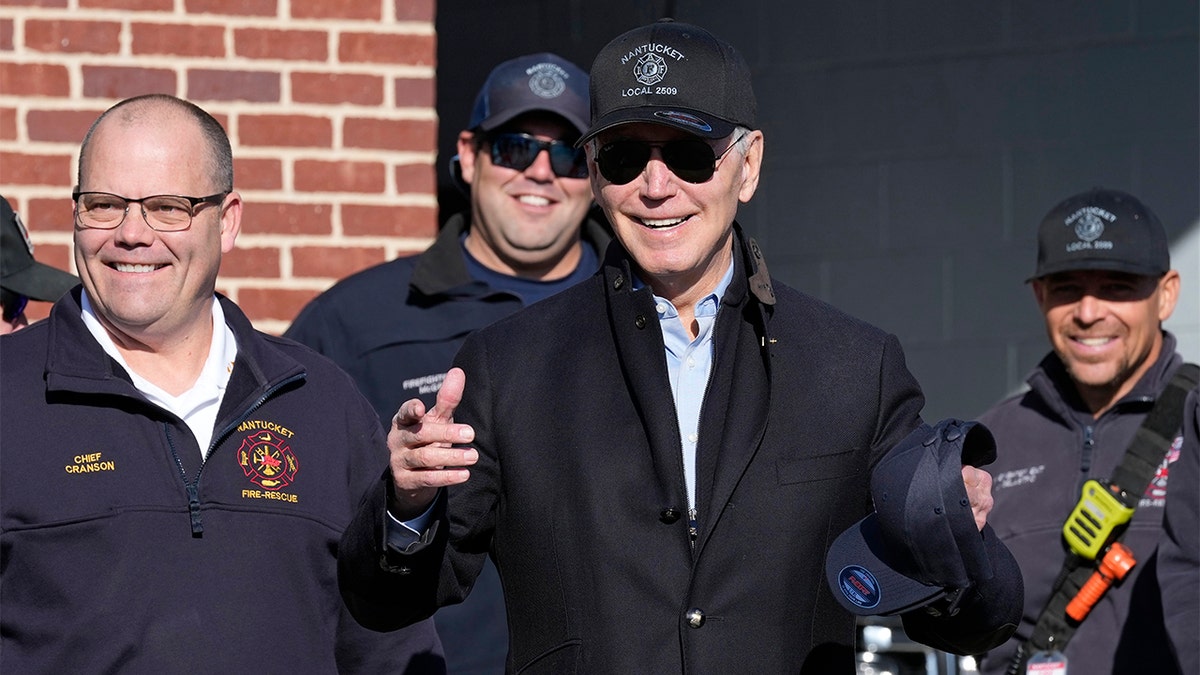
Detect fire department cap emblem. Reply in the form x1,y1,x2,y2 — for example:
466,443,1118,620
527,62,567,99
1072,211,1105,243
635,53,668,86
238,431,298,491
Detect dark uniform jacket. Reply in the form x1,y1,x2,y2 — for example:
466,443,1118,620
339,225,1021,673
0,290,443,673
977,334,1187,675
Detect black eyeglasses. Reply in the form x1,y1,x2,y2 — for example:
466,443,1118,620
595,134,746,185
72,190,228,232
1,288,27,323
485,133,588,179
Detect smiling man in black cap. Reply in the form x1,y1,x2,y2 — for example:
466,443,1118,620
337,20,1021,673
0,196,78,334
978,188,1192,675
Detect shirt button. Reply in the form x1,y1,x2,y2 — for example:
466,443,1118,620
685,608,705,628
688,433,698,443
656,302,668,314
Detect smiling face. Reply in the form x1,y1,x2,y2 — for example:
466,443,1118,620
1033,268,1180,415
74,105,241,347
458,112,593,280
587,123,763,307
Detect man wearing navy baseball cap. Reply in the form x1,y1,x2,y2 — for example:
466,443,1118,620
978,188,1191,675
287,53,608,674
338,20,1021,673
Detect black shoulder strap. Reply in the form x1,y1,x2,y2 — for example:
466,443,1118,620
1110,363,1200,500
1009,363,1199,671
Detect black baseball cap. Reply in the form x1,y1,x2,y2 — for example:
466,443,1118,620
1,196,78,302
467,52,590,135
579,18,757,145
1030,187,1170,281
826,419,1021,617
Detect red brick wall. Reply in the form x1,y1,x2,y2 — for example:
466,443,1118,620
0,0,438,333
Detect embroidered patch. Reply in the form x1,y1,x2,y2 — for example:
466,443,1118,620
527,61,568,99
238,430,298,491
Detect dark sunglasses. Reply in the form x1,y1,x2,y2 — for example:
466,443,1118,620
1,288,28,323
595,135,745,185
486,133,588,179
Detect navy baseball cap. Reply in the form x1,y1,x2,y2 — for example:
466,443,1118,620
451,53,590,192
579,19,757,145
1030,187,1170,281
1,196,77,302
467,52,590,135
826,419,1021,616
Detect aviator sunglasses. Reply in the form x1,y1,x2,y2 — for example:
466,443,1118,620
595,133,746,186
486,133,589,179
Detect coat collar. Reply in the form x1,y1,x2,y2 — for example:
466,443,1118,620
598,222,776,551
43,289,304,409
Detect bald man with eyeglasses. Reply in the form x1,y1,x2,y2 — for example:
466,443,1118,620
0,94,443,673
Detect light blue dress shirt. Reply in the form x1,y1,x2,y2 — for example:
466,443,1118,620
645,261,735,512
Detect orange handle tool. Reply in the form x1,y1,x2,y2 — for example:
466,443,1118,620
1066,541,1136,622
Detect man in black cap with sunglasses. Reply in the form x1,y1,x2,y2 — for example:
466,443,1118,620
337,20,1021,673
0,195,78,334
286,53,608,674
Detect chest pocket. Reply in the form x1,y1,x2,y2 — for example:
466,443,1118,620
776,448,861,485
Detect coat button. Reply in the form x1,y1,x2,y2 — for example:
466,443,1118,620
685,608,705,628
659,507,681,524
613,274,625,290
635,314,647,329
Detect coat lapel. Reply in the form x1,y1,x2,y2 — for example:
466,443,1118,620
601,258,691,511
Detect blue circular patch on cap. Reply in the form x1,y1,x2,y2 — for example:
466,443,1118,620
838,565,881,610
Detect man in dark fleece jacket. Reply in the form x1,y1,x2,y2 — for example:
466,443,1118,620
978,188,1188,675
0,94,443,673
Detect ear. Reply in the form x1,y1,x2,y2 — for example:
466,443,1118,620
457,131,480,187
1156,269,1180,321
219,192,242,254
737,130,764,204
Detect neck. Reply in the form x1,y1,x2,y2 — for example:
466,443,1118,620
99,307,216,398
463,232,583,281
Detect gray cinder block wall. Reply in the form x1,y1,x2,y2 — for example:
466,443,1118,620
438,1,1199,422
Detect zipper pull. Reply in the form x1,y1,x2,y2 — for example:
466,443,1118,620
187,483,204,537
688,508,699,550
